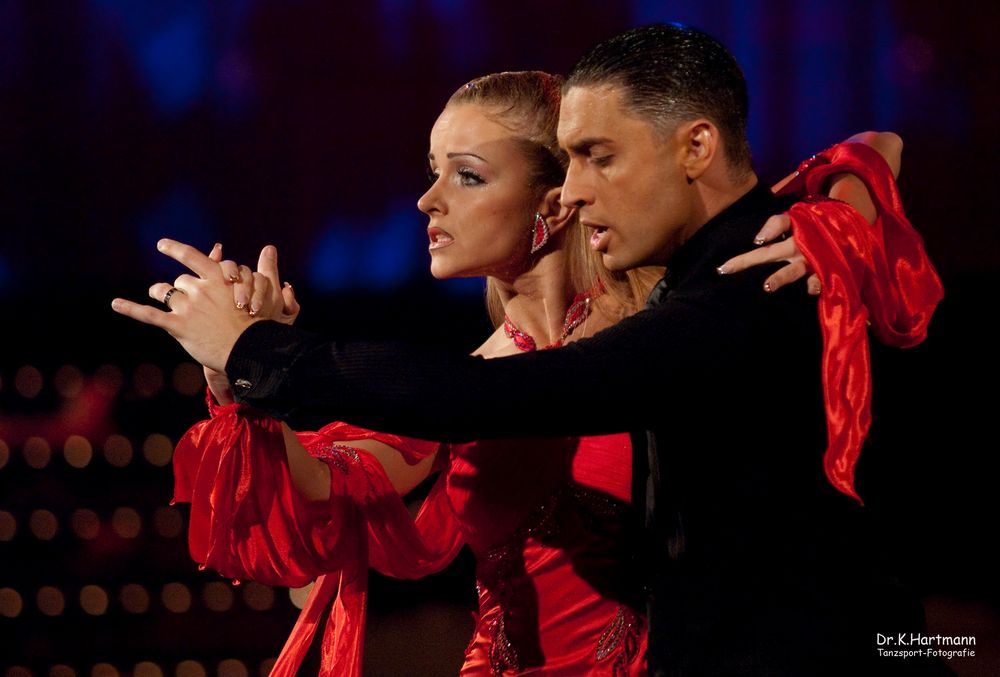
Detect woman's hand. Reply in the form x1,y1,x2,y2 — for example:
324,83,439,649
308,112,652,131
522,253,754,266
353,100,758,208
716,214,822,295
219,245,301,324
204,243,236,404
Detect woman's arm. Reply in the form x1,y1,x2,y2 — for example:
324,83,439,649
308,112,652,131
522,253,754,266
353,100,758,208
282,423,436,501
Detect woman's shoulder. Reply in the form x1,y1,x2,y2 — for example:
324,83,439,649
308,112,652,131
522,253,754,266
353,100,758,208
472,325,522,358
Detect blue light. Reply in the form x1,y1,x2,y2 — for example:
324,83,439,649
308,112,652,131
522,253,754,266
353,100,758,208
136,184,216,277
139,9,209,115
90,1,210,116
309,203,425,292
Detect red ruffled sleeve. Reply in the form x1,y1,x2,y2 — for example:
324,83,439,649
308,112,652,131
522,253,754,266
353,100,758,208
172,394,464,676
778,142,944,501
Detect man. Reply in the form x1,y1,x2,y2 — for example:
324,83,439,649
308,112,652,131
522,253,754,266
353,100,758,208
114,24,940,674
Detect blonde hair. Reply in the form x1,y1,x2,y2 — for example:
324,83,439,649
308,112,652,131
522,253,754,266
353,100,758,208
448,71,659,326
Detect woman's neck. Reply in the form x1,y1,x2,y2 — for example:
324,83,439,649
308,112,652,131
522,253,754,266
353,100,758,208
495,249,577,347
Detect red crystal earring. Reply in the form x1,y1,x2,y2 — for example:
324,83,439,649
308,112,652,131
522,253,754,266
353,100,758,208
530,212,550,254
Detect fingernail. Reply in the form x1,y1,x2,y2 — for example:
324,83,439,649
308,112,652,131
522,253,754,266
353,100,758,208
264,245,276,258
214,242,222,250
157,240,166,251
764,281,773,292
716,266,727,275
228,274,240,282
753,237,765,245
283,281,292,288
249,307,259,317
236,301,246,310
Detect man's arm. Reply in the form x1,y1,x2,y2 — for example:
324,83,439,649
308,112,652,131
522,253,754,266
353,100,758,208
225,279,775,442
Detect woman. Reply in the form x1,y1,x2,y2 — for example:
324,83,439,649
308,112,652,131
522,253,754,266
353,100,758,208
173,71,904,676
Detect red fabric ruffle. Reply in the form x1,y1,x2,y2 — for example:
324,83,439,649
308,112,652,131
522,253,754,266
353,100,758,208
779,142,943,500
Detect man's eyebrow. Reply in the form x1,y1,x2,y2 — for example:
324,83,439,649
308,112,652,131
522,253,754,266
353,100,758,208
566,137,612,154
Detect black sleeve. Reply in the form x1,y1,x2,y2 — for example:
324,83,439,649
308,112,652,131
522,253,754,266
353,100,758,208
225,270,786,442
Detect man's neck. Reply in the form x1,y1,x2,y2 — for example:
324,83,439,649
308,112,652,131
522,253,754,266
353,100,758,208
677,170,760,250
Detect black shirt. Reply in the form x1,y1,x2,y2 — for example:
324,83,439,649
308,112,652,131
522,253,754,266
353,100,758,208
227,184,931,674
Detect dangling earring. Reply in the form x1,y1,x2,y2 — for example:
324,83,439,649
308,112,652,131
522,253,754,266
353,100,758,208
530,212,550,254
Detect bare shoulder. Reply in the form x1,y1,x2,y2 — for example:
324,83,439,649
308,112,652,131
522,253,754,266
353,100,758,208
473,325,521,359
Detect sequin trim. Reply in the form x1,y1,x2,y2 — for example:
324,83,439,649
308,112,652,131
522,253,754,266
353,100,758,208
595,605,642,675
488,615,519,675
481,484,631,675
313,443,361,474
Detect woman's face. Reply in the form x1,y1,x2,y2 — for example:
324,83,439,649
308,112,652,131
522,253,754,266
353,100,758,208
417,103,538,281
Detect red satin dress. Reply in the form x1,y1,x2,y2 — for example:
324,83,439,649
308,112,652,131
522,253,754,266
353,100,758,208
173,404,647,676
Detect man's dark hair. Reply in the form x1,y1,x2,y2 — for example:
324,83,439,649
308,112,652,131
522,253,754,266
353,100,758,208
566,23,752,175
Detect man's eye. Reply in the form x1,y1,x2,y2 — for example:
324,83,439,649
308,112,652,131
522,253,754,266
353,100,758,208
592,155,613,167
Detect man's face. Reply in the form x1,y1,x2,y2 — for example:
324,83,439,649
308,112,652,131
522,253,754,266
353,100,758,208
558,84,694,271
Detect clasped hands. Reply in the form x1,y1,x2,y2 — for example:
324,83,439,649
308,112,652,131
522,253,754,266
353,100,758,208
111,240,299,380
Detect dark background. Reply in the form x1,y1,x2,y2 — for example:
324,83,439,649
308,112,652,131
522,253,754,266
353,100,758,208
1,1,998,675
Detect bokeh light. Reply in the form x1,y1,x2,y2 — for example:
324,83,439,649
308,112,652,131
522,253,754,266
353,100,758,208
173,362,205,396
217,660,247,677
111,507,142,539
71,509,100,540
103,434,133,467
120,584,151,614
94,365,124,397
0,511,16,541
29,509,58,540
37,586,66,616
64,434,94,468
0,588,23,618
242,582,274,611
133,363,165,398
202,582,234,612
54,365,85,399
133,663,163,677
15,365,43,398
175,661,206,677
80,585,110,615
23,436,52,469
161,583,192,613
289,583,313,610
91,664,118,677
143,434,173,467
49,665,76,677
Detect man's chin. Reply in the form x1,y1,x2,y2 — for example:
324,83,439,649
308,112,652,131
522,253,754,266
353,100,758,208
601,251,630,273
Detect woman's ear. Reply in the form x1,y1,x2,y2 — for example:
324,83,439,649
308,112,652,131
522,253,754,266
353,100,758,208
537,186,576,237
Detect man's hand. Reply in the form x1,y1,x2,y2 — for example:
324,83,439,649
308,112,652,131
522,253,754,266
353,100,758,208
111,239,262,373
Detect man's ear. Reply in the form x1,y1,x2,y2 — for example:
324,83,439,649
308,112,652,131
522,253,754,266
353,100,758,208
678,119,719,182
536,186,576,237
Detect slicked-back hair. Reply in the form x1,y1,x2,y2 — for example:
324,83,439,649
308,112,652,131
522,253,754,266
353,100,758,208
566,23,753,176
